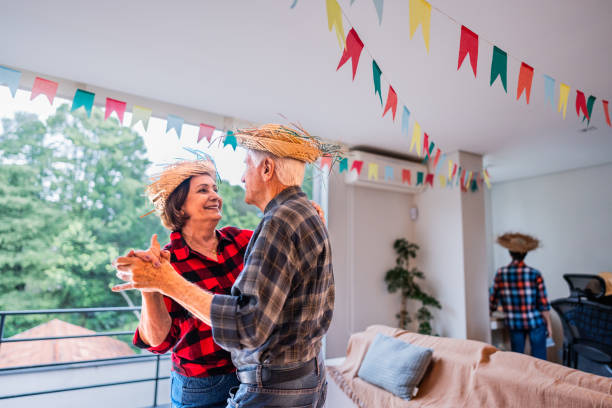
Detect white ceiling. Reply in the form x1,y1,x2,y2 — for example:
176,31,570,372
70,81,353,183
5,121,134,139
2,0,611,182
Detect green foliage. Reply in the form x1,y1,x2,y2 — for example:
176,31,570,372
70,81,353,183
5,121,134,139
384,238,441,335
0,105,260,337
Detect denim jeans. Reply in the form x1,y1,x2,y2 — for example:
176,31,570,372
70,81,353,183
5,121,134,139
509,325,548,360
171,371,240,408
226,358,327,408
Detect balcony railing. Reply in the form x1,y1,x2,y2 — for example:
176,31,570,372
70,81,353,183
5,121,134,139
0,307,170,407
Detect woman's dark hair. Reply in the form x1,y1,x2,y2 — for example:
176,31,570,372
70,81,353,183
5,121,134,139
160,177,192,231
509,251,527,262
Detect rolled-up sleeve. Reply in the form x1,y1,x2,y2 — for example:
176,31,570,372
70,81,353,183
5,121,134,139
535,274,550,311
133,295,186,354
211,217,295,351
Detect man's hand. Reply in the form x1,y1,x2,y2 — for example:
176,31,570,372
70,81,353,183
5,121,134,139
112,250,176,293
126,234,170,268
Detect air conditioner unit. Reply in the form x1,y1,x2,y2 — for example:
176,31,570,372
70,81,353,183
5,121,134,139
344,150,427,194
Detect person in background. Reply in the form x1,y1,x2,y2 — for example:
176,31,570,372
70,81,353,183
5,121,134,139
489,232,553,360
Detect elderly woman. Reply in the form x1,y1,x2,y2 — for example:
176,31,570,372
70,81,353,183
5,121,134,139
114,158,323,408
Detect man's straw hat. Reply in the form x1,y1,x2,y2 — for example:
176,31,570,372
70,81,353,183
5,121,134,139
232,123,343,163
496,232,540,253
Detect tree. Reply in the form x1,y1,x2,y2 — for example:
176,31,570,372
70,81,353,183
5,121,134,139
384,238,441,335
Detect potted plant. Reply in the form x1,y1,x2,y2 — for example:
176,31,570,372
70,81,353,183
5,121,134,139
384,238,441,335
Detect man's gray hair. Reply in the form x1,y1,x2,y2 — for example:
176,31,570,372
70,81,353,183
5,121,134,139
247,149,305,186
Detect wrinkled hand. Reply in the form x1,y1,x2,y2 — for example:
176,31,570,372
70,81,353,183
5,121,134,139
126,234,170,268
310,200,326,224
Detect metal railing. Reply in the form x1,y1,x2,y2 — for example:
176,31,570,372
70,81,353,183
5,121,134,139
0,307,170,407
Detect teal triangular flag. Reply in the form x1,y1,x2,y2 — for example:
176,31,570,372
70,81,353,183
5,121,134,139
0,66,21,97
71,89,95,117
401,106,410,136
224,131,237,150
584,95,596,125
373,61,383,105
166,114,184,139
339,158,348,173
470,179,478,192
490,46,507,92
373,0,384,25
416,172,424,185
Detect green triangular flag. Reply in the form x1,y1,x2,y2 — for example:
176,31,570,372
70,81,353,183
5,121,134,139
416,172,424,185
373,60,382,105
490,46,507,93
583,95,597,125
339,158,348,173
71,89,95,117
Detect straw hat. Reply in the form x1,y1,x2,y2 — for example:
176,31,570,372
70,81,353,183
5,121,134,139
145,159,217,216
232,123,343,163
496,232,540,253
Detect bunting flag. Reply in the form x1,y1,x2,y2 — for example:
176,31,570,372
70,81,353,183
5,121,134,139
603,100,611,127
373,60,383,105
0,66,21,97
351,160,364,175
224,131,237,150
166,114,184,139
432,148,441,170
320,155,332,170
71,89,95,117
543,75,555,108
516,63,534,104
401,107,411,135
422,133,429,158
465,171,473,188
339,157,349,173
458,25,478,77
373,0,384,25
584,95,596,124
337,29,364,81
483,169,491,189
435,153,446,174
384,165,394,180
409,0,432,52
326,0,345,50
290,0,298,8
451,163,458,180
402,169,411,184
410,122,422,155
558,83,570,119
416,171,424,185
439,175,447,188
490,46,507,92
425,173,434,187
460,168,466,187
104,98,127,124
382,85,398,120
198,123,216,143
368,163,379,180
448,160,454,179
131,105,152,131
31,77,58,104
470,179,479,192
575,90,588,120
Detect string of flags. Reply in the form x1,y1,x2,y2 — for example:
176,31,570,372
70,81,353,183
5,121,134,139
326,0,489,191
0,66,239,151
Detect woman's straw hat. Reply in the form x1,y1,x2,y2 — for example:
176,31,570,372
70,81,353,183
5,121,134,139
496,232,540,253
232,123,343,163
145,159,217,216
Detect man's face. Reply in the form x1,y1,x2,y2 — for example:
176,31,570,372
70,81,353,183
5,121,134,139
241,154,265,207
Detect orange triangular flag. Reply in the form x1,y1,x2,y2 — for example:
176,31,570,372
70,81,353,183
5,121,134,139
517,62,534,104
382,86,398,121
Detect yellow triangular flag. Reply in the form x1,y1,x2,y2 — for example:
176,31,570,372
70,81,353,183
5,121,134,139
465,171,473,187
439,175,447,188
483,170,491,189
368,163,379,180
410,122,422,155
448,159,453,179
409,0,432,53
326,0,345,50
558,83,570,119
131,105,152,131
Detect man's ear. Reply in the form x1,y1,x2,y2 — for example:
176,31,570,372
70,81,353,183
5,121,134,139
261,157,275,181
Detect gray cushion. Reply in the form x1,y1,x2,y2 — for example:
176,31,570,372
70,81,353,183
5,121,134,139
357,333,433,400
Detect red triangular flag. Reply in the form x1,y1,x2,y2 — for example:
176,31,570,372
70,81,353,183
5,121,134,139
382,85,398,121
351,160,364,175
198,123,216,143
425,173,434,187
422,133,429,158
458,25,478,77
337,29,364,81
516,62,534,104
432,148,441,170
451,163,458,179
320,155,332,170
401,169,411,184
576,90,589,119
105,98,127,124
31,77,58,104
603,100,611,127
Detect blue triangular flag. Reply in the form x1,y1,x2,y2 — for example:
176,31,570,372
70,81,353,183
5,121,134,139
401,106,411,136
71,89,95,117
384,166,394,181
0,66,21,97
543,74,555,108
435,153,446,175
373,0,384,25
290,0,298,8
224,131,237,151
166,114,184,139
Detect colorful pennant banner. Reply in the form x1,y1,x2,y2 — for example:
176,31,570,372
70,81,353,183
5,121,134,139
105,98,127,123
31,77,58,104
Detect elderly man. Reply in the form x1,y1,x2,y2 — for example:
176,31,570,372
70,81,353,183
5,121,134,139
114,124,340,407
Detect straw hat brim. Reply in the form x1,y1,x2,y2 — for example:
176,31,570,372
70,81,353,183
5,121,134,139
496,232,540,253
235,133,321,163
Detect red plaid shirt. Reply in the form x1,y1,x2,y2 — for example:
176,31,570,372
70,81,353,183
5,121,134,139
133,226,253,377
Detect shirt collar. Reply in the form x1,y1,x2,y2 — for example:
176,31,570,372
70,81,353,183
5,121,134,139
263,186,305,215
169,229,232,261
510,260,525,267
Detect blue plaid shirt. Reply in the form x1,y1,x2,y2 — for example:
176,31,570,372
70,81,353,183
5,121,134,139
210,186,334,367
489,261,550,330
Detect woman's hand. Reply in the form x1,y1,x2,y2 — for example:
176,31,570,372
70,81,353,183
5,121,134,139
126,234,170,268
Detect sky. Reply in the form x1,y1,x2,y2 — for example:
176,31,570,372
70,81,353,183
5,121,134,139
0,87,248,186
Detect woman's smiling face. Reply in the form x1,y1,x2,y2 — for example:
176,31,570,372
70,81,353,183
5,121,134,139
181,174,223,225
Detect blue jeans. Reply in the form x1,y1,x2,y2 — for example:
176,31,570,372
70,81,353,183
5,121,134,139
510,325,548,360
171,371,240,408
226,359,327,408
